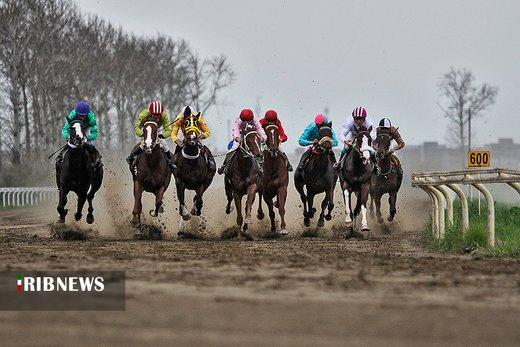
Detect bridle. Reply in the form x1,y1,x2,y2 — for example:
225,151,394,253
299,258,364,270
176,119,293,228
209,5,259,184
265,124,280,156
374,132,394,176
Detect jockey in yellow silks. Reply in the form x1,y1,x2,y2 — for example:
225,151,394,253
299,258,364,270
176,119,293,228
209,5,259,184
171,105,215,169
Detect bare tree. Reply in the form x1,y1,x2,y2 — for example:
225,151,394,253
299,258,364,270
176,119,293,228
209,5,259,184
437,67,498,165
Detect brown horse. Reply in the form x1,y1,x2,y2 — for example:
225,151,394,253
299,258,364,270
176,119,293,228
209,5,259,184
224,121,264,240
294,124,338,229
369,131,403,223
261,123,289,236
339,130,374,238
174,115,216,236
130,118,172,232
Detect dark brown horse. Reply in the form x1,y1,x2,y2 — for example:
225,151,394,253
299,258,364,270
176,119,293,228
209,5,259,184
56,120,103,224
130,118,171,231
261,123,289,236
224,121,264,240
339,130,373,238
174,115,216,235
294,124,338,229
369,131,403,223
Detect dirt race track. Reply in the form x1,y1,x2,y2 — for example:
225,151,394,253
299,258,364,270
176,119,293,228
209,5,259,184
0,163,519,346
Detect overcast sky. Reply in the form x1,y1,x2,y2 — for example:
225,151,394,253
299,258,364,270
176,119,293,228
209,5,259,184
77,0,520,151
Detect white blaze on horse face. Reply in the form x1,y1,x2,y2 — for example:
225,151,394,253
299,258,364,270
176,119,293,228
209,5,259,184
344,190,352,223
145,126,152,148
72,123,83,139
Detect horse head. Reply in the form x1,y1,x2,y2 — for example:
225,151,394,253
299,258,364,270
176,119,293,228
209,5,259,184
184,113,201,147
142,119,159,155
316,121,334,152
69,120,85,148
354,130,373,165
242,121,262,157
374,131,392,157
265,123,280,156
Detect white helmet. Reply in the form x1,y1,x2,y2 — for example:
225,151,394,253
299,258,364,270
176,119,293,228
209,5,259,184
379,118,391,128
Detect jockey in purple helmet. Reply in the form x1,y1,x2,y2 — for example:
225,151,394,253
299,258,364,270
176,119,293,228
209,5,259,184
56,100,103,175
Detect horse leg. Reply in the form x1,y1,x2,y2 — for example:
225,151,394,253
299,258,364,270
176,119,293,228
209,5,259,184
360,184,370,231
307,193,316,219
368,192,375,218
257,190,265,220
277,187,288,235
266,197,276,233
374,193,384,224
86,171,102,224
341,182,353,228
191,186,204,216
295,181,309,227
233,191,243,238
74,191,88,221
131,182,143,228
325,187,334,221
57,188,69,223
244,184,257,225
153,186,165,217
317,194,328,228
388,191,397,222
225,180,234,214
176,183,191,221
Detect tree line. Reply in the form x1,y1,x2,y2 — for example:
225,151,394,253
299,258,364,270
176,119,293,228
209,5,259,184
0,0,234,172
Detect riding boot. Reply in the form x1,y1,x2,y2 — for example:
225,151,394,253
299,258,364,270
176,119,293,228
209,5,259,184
126,146,143,167
280,152,293,172
218,152,234,175
164,150,177,172
296,150,311,174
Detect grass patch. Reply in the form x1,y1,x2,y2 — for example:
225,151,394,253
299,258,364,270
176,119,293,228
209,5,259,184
424,199,520,258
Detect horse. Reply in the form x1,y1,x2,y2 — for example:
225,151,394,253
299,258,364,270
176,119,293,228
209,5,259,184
369,131,403,223
339,130,374,238
56,120,103,224
130,118,172,230
261,122,289,236
174,114,216,235
294,123,338,229
224,121,264,240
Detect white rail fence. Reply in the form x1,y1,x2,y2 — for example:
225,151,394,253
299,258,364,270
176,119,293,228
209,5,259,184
0,187,57,208
411,168,520,247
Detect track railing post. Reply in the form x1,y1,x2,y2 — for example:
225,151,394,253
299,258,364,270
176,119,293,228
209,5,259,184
466,175,495,247
446,183,469,234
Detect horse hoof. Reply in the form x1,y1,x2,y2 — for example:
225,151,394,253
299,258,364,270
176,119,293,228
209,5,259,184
182,213,191,221
177,231,186,238
257,211,265,220
58,217,65,224
325,214,332,221
74,213,82,221
345,221,353,229
377,217,384,224
362,225,370,231
131,219,140,228
303,218,310,227
158,205,164,213
317,219,325,228
225,206,234,214
190,207,197,216
86,214,94,224
242,232,253,241
244,218,252,224
149,210,158,217
279,229,288,236
387,215,394,222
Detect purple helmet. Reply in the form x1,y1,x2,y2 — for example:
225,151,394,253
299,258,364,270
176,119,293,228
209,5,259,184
75,100,90,116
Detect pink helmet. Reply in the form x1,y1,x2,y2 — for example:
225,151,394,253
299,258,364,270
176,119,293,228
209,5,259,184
352,106,367,119
314,113,327,125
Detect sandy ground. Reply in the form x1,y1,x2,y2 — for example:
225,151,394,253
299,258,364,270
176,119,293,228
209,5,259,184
0,158,519,346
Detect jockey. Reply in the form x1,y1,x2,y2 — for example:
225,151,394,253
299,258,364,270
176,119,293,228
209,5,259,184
259,109,293,171
57,100,102,171
334,106,377,171
295,113,339,173
125,100,175,171
171,105,215,169
373,117,405,174
217,108,267,175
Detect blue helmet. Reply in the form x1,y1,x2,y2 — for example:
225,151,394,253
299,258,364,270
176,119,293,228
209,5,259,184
75,100,90,116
